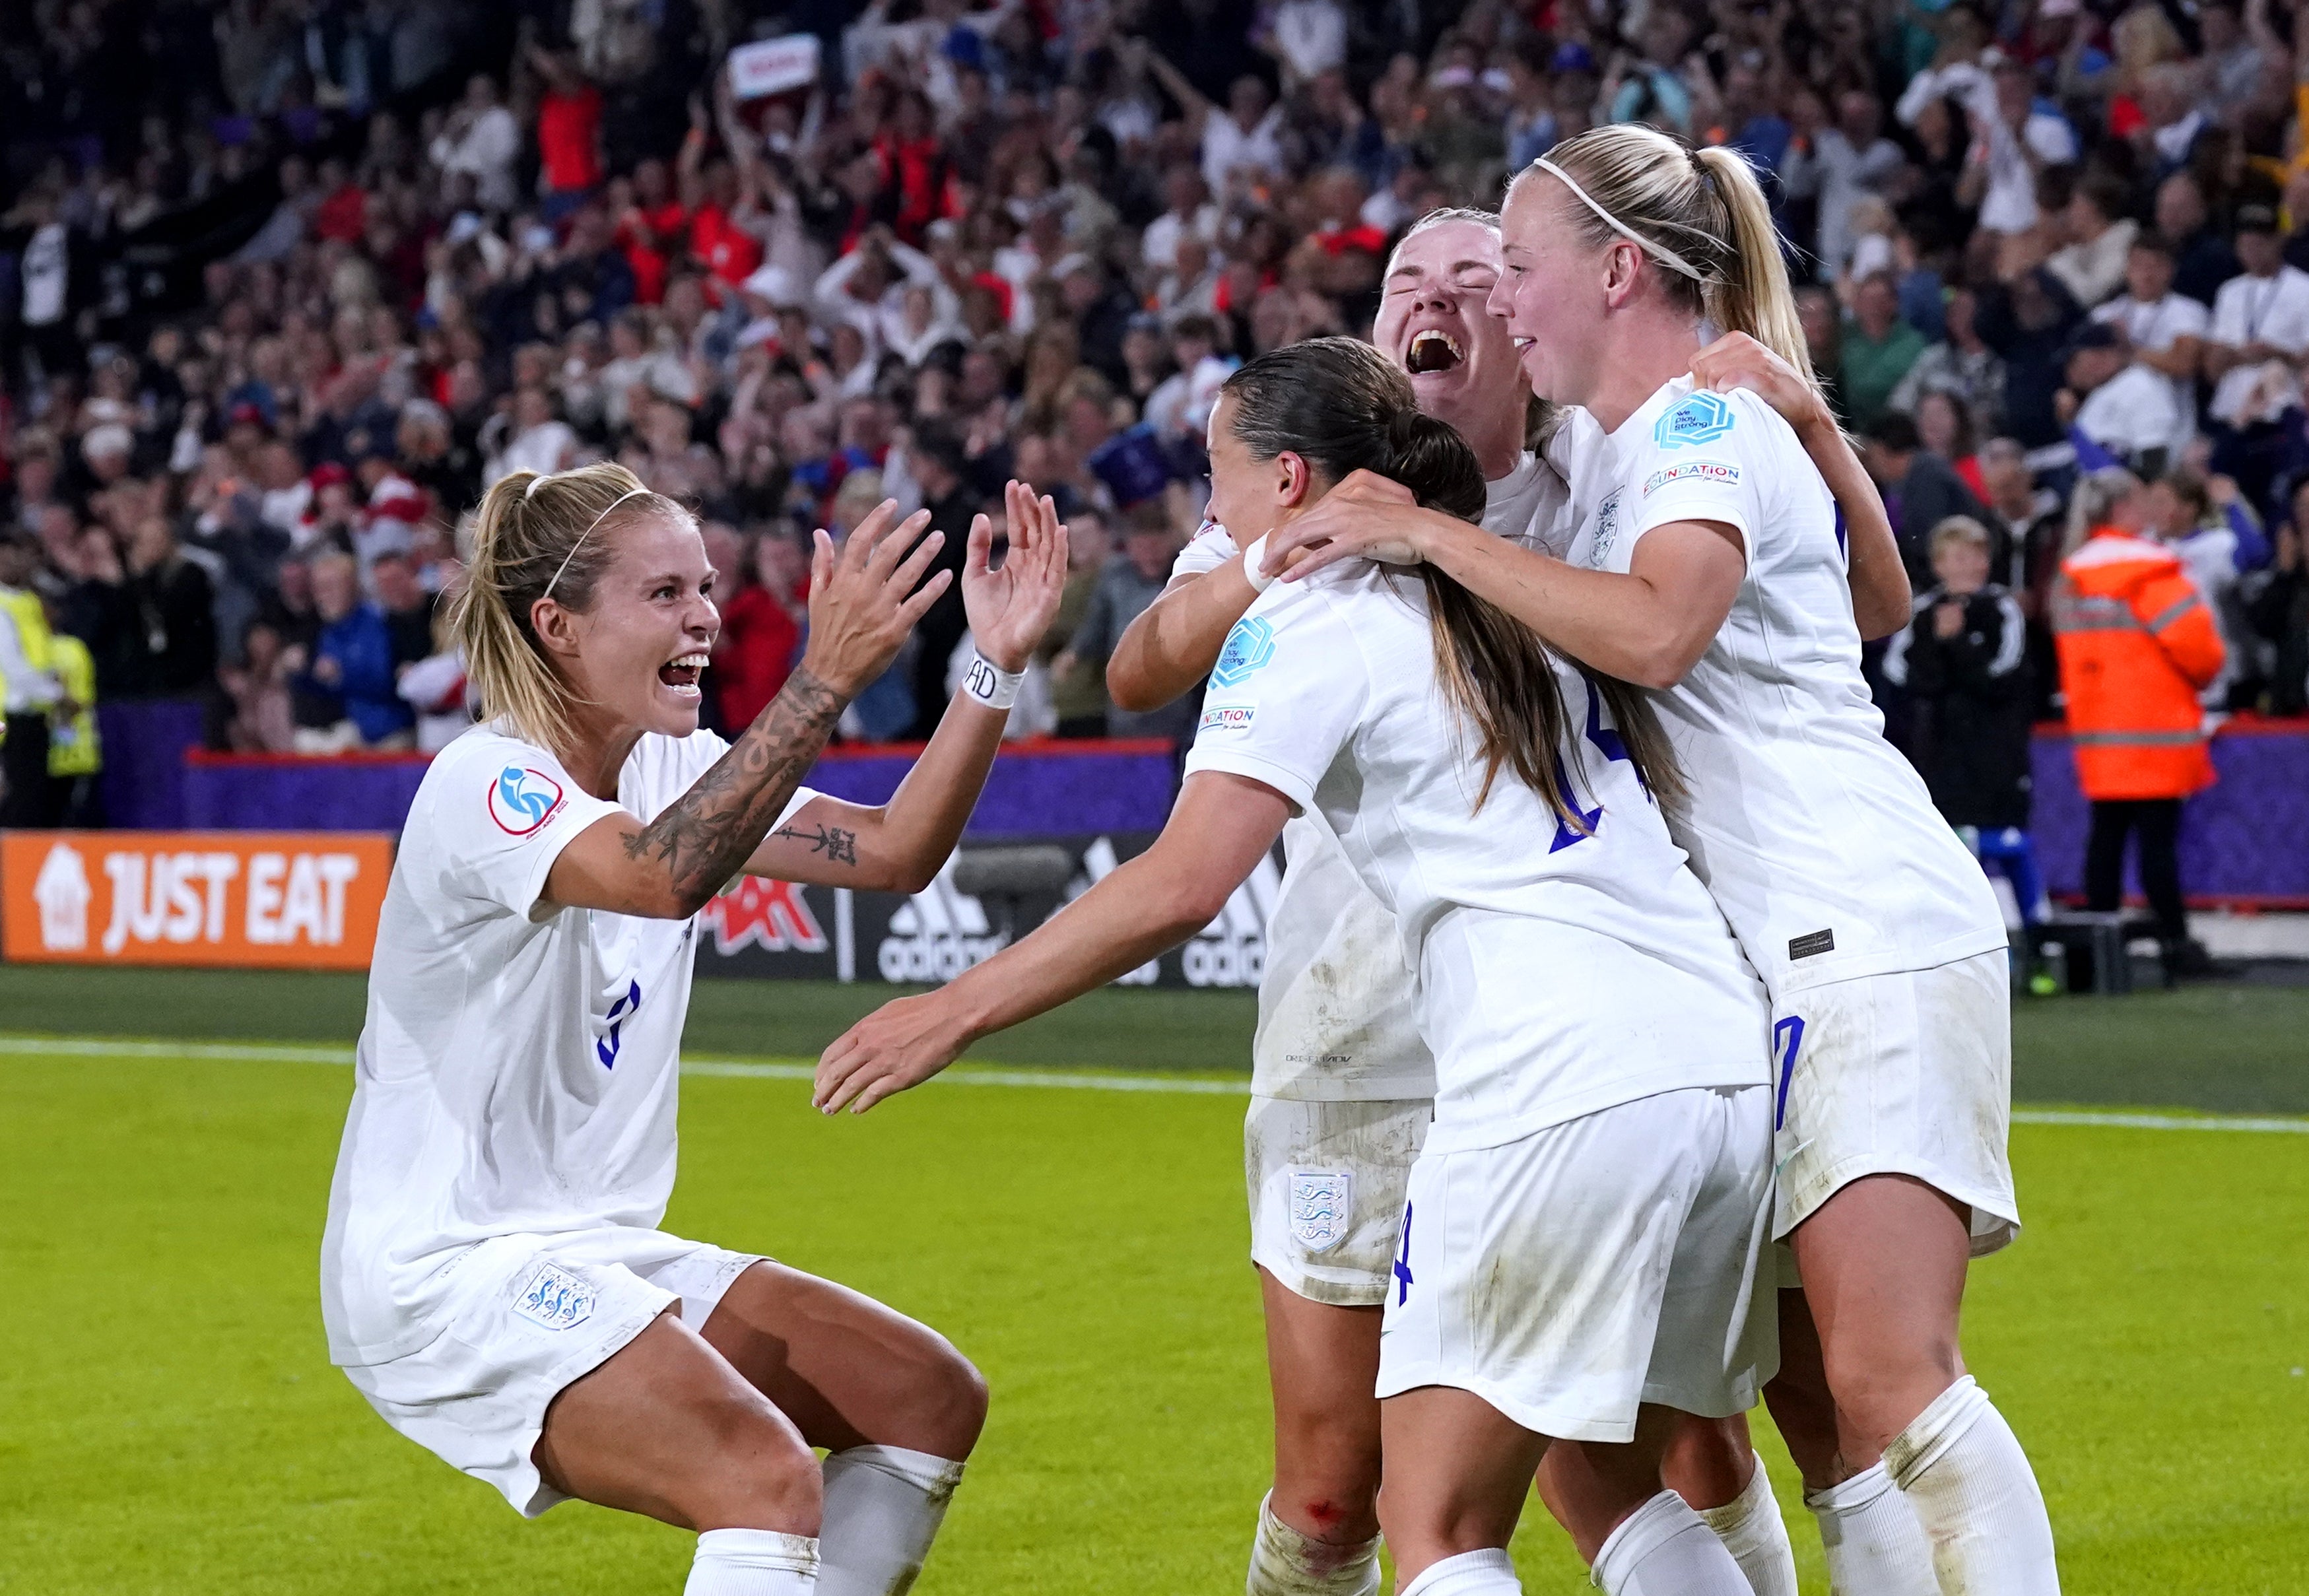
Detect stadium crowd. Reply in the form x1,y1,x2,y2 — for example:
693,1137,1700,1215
1,0,2306,896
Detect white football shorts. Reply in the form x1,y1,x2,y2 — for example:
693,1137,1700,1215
341,1227,762,1515
1376,1084,1776,1443
1770,950,2019,1255
1246,1094,1432,1308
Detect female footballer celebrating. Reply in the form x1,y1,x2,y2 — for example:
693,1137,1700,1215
1266,127,2058,1596
321,464,1066,1596
1107,206,1905,1596
819,337,1786,1596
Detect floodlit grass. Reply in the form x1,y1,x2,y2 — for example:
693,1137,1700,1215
1,1032,2306,1593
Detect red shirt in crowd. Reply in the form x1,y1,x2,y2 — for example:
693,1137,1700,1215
537,84,605,193
873,133,959,245
691,203,764,289
714,584,802,730
617,199,689,305
314,181,368,243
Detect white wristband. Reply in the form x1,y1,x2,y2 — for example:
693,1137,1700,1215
1241,534,1277,593
961,651,1023,711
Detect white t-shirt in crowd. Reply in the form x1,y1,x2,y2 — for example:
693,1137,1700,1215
1172,457,1572,1100
1564,378,2005,997
2206,265,2309,424
321,722,817,1366
2092,291,2207,449
1182,559,1767,1152
1201,106,1287,195
2075,364,2184,464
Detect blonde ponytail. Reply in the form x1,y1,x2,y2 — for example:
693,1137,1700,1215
1691,145,1813,387
446,462,688,755
1523,126,1821,401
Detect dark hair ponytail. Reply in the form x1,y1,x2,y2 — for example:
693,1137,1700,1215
1221,338,1683,818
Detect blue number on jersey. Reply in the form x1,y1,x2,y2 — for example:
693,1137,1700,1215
1772,1015,1806,1131
1578,669,1650,797
1547,752,1605,853
597,978,643,1069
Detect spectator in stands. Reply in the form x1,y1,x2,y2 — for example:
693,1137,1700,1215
1062,502,1191,748
2203,202,2309,430
2092,236,2209,457
1886,516,2048,933
1842,271,1929,432
1891,286,2007,434
2250,488,2309,714
712,529,805,734
1040,507,1111,739
902,424,984,741
430,73,521,213
372,552,436,672
2154,171,2240,307
1864,412,1991,588
117,514,218,698
1976,249,2085,449
2046,173,2140,310
2059,323,2182,477
0,533,64,826
218,618,297,754
2054,469,2226,974
298,551,413,752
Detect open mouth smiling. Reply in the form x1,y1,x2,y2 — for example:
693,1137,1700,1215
1406,329,1465,374
659,652,708,694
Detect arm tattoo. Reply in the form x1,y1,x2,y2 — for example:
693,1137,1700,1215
622,667,847,913
771,821,859,865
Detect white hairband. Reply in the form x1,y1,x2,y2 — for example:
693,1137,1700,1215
542,486,650,599
1531,156,1707,283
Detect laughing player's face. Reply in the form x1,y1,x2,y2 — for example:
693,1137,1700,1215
541,512,723,740
1373,218,1527,439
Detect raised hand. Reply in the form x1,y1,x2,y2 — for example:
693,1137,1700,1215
798,500,948,695
962,479,1071,672
813,991,972,1114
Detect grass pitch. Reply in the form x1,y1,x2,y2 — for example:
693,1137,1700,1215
1,971,2306,1592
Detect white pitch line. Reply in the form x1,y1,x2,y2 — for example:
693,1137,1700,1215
5,1036,2306,1127
2011,1108,2309,1135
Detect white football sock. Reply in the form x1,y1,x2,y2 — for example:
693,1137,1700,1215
1805,1462,1937,1595
1399,1546,1520,1596
1696,1453,1797,1596
1246,1492,1382,1595
686,1528,819,1595
816,1444,964,1596
1590,1490,1751,1596
1885,1376,2060,1595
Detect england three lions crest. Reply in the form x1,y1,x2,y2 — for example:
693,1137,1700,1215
1288,1169,1354,1253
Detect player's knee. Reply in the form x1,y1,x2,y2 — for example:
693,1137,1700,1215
896,1331,989,1459
1273,1405,1384,1504
690,1405,824,1533
1821,1331,1962,1433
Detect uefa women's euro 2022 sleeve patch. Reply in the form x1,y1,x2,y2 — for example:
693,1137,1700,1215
486,762,569,838
1653,391,1735,450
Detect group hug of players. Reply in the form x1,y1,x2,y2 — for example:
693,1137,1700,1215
321,125,2061,1596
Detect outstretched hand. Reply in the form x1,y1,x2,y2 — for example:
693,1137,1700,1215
799,500,949,696
1254,469,1426,582
813,991,972,1114
963,479,1071,672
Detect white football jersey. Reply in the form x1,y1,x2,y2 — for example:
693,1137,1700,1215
321,721,817,1366
1564,378,2005,997
1184,560,1767,1154
1172,457,1573,1101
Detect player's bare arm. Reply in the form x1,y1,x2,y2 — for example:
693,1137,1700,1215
1263,476,1743,689
813,772,1292,1114
1106,559,1258,712
541,498,945,917
1689,330,1911,638
745,482,1071,890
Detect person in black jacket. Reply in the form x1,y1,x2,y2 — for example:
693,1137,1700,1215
1885,515,2048,933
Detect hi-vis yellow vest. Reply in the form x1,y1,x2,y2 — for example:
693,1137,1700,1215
0,583,51,683
46,632,99,776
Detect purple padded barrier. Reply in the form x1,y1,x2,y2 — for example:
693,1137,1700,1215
2030,718,2309,908
96,698,207,830
173,737,1182,840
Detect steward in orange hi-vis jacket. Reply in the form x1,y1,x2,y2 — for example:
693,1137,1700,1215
2052,527,2226,801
